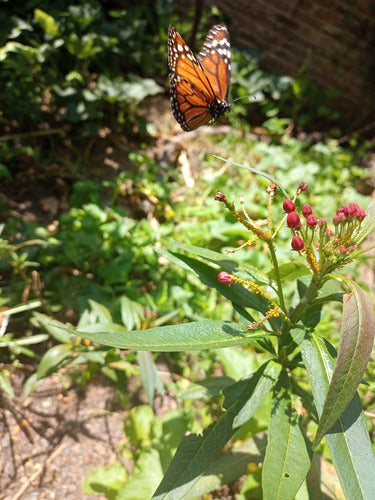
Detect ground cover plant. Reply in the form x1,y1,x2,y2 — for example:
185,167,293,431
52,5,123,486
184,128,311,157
1,2,375,499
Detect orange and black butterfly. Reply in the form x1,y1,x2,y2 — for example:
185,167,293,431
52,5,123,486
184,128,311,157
168,24,231,131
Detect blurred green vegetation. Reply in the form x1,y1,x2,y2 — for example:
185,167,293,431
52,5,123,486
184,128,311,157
0,2,374,498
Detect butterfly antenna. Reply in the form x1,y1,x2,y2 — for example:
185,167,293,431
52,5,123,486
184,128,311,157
231,95,256,104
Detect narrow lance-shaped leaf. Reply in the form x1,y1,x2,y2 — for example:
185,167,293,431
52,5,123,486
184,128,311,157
161,248,269,315
163,241,270,282
301,332,375,499
137,351,164,404
184,432,268,500
313,280,375,448
51,319,268,352
36,343,73,379
262,372,312,500
152,361,280,500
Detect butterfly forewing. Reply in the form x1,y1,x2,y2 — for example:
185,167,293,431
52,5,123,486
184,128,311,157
168,24,231,131
168,26,215,103
198,25,231,101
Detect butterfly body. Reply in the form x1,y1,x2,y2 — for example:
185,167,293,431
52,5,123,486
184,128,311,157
168,24,231,131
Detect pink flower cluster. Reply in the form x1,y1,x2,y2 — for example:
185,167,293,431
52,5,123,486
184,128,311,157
283,198,366,253
332,203,366,225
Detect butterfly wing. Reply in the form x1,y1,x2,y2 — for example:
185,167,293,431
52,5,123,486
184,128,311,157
198,25,231,101
169,74,213,131
168,25,217,130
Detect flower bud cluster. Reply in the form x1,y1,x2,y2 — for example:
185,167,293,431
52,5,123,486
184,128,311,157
283,195,367,273
283,200,323,253
332,203,366,225
215,185,367,331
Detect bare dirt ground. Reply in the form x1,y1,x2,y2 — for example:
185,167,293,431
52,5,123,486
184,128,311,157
1,373,126,499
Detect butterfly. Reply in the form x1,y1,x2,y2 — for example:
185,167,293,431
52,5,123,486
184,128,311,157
168,24,231,131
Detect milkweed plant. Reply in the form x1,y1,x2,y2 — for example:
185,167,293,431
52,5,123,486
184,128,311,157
57,177,375,499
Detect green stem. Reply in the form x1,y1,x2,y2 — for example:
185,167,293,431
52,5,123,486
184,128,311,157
268,241,287,314
277,273,323,359
289,278,321,325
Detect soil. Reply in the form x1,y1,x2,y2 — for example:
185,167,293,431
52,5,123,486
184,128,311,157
0,372,126,499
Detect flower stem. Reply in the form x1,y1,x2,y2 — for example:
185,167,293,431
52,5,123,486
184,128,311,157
268,240,287,314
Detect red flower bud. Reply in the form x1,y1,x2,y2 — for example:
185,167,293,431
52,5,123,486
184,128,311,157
345,205,356,216
291,235,304,251
298,182,308,191
283,199,295,213
318,218,327,226
302,204,312,217
306,214,318,227
355,208,366,221
217,271,233,284
333,213,346,225
287,211,302,229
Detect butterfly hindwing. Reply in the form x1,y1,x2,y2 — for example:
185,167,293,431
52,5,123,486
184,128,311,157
170,74,212,131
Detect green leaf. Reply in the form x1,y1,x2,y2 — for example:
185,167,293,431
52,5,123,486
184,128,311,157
0,41,39,62
78,300,113,327
71,351,107,365
34,9,59,36
137,351,164,404
126,405,154,446
152,366,275,499
183,432,267,499
0,370,14,397
96,74,162,103
120,295,144,331
313,281,375,447
276,262,311,281
33,312,74,343
179,376,235,400
216,346,259,380
37,344,72,379
262,373,312,500
24,373,38,397
301,333,375,499
117,450,163,500
160,246,270,318
301,303,322,329
164,241,270,284
54,320,269,351
82,460,127,497
223,360,282,428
